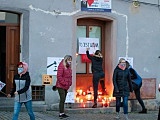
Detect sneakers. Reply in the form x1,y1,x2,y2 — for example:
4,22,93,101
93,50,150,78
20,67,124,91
92,103,97,108
139,108,147,114
124,114,129,120
59,114,69,119
115,112,120,119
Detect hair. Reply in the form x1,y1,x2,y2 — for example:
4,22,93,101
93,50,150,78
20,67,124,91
126,61,130,68
94,50,103,58
63,55,72,68
118,58,126,64
95,50,101,55
17,62,23,67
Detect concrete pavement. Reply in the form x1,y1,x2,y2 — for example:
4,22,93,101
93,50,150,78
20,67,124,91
0,110,158,120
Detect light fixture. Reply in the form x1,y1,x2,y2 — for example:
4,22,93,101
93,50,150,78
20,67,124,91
132,0,140,8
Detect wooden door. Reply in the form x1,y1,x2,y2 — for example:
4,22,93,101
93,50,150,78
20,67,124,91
6,26,20,94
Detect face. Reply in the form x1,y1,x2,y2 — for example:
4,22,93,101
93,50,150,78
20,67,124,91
18,65,24,74
119,60,126,67
67,58,72,65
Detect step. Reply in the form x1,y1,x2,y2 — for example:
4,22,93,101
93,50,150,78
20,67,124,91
0,97,48,112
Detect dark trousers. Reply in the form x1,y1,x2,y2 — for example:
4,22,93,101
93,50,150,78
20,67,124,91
133,83,146,110
93,72,104,103
57,88,67,113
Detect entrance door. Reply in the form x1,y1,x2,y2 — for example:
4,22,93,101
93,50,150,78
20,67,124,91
6,26,20,94
76,19,105,93
0,12,20,95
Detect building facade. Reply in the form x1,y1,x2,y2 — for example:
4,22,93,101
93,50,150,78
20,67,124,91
0,0,160,110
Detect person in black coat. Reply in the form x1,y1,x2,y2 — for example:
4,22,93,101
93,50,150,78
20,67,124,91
126,61,147,114
86,48,105,108
112,58,133,120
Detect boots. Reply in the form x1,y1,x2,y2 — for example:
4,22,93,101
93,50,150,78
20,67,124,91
92,103,97,108
139,108,147,113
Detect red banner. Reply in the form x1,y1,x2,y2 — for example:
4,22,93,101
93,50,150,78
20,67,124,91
81,54,92,63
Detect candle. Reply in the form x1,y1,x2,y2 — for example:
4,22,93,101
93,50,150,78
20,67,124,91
79,89,83,95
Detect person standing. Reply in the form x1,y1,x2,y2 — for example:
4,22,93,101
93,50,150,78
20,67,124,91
112,58,133,120
158,87,160,120
7,62,35,120
56,55,72,119
86,48,105,108
126,61,147,113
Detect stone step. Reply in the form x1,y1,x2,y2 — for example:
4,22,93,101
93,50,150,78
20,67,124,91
0,97,48,112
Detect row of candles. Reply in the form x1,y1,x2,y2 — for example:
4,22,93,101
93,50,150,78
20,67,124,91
76,88,116,107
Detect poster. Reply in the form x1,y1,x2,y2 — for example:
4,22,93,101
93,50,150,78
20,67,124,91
81,0,111,12
78,37,99,54
47,57,63,75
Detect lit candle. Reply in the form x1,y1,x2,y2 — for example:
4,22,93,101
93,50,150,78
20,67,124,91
79,89,83,95
83,92,86,96
76,97,80,103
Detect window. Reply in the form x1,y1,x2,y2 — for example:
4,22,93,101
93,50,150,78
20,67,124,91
32,85,45,101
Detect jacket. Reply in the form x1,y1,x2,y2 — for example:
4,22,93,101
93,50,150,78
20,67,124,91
86,51,103,73
10,72,32,102
56,60,72,90
112,66,133,97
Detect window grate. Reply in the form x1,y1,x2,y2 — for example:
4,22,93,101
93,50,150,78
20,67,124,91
31,85,45,101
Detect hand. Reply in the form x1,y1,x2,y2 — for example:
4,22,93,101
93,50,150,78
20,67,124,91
14,91,18,95
86,48,90,51
7,94,11,98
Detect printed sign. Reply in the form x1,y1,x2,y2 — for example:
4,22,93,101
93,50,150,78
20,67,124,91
81,0,112,12
0,81,6,91
65,92,75,103
78,37,99,54
47,57,63,75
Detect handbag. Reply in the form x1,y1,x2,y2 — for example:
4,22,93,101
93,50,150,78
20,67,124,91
52,85,57,91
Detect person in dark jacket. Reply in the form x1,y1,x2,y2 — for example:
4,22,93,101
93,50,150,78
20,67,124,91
112,58,133,120
56,55,72,119
7,62,35,120
126,61,147,114
86,48,105,108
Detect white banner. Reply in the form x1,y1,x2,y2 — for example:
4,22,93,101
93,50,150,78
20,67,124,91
78,37,100,54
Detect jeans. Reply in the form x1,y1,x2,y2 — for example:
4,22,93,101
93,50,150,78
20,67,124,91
57,88,67,113
13,100,35,120
116,96,128,114
133,83,146,110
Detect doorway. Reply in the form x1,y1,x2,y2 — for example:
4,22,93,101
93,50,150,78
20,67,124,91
0,26,6,96
0,12,20,96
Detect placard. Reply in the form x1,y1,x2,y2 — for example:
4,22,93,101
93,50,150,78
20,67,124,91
78,37,99,54
47,57,63,75
0,81,6,91
65,92,75,103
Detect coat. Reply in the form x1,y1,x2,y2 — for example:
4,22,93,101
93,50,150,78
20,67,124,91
112,66,133,97
10,72,32,102
56,60,72,90
86,51,104,73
